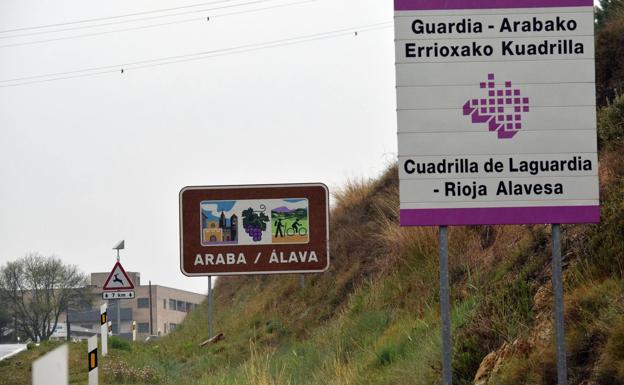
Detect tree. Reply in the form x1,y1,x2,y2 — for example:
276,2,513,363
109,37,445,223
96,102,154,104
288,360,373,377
595,13,624,106
0,254,89,341
595,0,624,29
0,305,12,342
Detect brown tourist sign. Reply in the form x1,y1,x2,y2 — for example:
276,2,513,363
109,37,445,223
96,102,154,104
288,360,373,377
179,183,329,276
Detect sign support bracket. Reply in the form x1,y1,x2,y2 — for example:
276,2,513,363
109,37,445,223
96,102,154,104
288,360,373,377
439,225,452,385
552,224,568,385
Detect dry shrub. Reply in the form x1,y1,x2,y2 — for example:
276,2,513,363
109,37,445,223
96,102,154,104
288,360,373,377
375,222,437,264
106,360,158,383
599,141,624,190
594,317,624,384
243,341,289,385
332,178,376,220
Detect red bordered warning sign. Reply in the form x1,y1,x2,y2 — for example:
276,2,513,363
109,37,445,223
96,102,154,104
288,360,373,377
102,262,134,291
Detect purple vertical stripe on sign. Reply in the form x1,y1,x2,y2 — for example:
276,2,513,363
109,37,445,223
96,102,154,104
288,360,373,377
395,0,592,10
400,206,600,226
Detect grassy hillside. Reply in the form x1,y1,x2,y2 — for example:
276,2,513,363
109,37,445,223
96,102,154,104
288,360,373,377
2,95,622,385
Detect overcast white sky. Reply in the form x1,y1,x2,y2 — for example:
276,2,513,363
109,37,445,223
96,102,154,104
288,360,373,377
0,0,397,294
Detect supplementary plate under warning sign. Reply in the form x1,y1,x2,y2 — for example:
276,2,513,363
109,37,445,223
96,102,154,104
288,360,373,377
102,291,135,299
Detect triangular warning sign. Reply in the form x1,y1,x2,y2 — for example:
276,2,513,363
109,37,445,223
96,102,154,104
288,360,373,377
102,262,135,291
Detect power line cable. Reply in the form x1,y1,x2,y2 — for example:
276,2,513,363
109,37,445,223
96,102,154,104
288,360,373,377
0,0,285,40
0,22,392,88
0,21,391,83
0,0,247,34
126,24,392,71
0,0,315,49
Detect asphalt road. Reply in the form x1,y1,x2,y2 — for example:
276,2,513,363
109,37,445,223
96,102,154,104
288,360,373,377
0,344,27,361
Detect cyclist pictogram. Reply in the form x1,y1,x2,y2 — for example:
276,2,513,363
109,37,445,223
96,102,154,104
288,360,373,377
286,223,307,236
271,198,309,244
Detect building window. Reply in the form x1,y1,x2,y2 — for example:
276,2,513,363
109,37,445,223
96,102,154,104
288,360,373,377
137,323,150,333
137,298,149,308
170,323,177,332
169,299,176,310
177,300,185,312
186,302,194,312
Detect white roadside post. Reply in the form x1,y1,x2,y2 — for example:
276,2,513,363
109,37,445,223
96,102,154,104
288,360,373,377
100,303,108,356
32,344,68,385
132,321,137,342
87,335,98,385
108,321,113,336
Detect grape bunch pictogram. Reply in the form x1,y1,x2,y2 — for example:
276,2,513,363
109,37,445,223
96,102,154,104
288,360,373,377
242,206,269,242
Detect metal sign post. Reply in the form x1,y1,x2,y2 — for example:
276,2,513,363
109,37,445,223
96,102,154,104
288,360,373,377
117,300,121,336
208,276,213,339
438,226,452,385
552,224,568,385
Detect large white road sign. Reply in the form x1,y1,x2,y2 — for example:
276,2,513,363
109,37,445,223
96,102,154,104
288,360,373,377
395,0,599,225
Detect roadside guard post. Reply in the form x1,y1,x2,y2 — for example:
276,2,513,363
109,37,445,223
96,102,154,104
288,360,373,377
132,321,137,342
100,303,108,356
32,344,68,385
180,183,330,338
394,0,599,383
87,335,98,385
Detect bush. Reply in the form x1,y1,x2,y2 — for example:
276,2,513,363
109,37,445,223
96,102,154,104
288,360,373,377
596,14,624,106
594,316,624,384
109,336,132,351
586,177,624,278
598,94,624,149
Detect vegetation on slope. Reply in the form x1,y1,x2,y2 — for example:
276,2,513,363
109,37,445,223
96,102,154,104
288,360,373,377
102,95,622,385
0,96,622,385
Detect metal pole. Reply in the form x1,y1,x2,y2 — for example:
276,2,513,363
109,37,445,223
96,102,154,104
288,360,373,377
148,280,153,335
552,224,568,385
439,225,452,385
66,303,71,342
208,276,213,339
117,300,121,336
116,248,121,336
300,274,305,289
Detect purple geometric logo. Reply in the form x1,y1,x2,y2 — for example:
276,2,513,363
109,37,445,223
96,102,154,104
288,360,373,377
462,73,530,139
